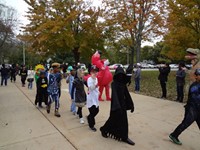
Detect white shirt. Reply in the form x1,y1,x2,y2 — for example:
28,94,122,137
27,70,35,79
86,76,99,108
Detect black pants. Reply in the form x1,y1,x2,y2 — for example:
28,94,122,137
88,105,99,128
160,81,166,98
171,105,200,138
177,85,184,102
21,76,26,85
77,107,83,118
10,74,16,82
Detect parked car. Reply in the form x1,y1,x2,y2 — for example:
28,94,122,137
109,64,123,70
169,64,178,69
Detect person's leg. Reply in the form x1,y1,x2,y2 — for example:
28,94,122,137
1,76,3,85
99,85,104,101
4,75,7,86
170,106,196,144
105,85,111,100
160,81,166,98
176,84,179,101
179,85,184,102
88,106,99,128
54,94,61,117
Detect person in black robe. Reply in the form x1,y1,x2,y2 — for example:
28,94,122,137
100,64,135,145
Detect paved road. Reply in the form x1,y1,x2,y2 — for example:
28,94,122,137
0,78,199,150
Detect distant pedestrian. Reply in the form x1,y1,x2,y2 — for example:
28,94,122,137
100,64,135,145
71,68,87,124
20,66,28,87
47,63,62,117
169,68,200,145
66,67,76,115
36,71,48,108
134,63,141,93
86,66,99,132
158,62,171,99
10,64,17,83
0,64,9,86
176,62,186,102
27,66,35,89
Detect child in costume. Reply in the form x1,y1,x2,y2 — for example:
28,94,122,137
71,68,87,124
100,64,135,145
36,71,48,107
47,63,62,117
86,65,99,131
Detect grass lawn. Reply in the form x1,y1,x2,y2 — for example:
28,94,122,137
128,70,190,102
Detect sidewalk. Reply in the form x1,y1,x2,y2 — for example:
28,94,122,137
0,78,199,150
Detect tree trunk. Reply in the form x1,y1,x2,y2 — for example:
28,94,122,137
72,47,80,65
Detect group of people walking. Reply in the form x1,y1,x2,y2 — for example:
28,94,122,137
1,50,200,147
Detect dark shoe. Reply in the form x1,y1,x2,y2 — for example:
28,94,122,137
169,134,182,145
122,138,135,145
39,105,43,108
90,127,97,132
55,109,61,117
46,105,51,114
100,127,108,138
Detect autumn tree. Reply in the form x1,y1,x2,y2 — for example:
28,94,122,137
0,3,17,63
163,0,200,61
21,0,105,64
101,0,167,63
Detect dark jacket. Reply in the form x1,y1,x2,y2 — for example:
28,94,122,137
158,66,170,82
71,78,86,103
0,67,9,76
111,65,134,111
187,81,200,111
176,69,186,86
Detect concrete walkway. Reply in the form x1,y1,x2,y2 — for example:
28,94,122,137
0,78,199,150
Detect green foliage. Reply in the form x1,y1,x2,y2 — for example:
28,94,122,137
21,0,105,64
163,0,200,60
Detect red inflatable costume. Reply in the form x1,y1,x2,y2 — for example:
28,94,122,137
91,51,113,101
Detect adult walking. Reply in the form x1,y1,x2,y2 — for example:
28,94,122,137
0,64,9,86
100,64,135,145
176,62,186,102
169,68,200,145
158,62,171,99
10,64,17,83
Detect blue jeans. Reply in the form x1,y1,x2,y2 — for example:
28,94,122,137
28,81,33,89
135,78,140,92
71,99,76,113
1,75,8,86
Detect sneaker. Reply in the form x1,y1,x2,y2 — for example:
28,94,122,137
46,105,51,114
169,134,182,145
55,109,61,117
90,127,97,132
80,118,84,124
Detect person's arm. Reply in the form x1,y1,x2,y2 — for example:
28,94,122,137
71,80,76,99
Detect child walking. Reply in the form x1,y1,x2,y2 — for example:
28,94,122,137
47,63,62,117
36,71,48,108
86,66,99,131
71,68,86,124
66,67,76,115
